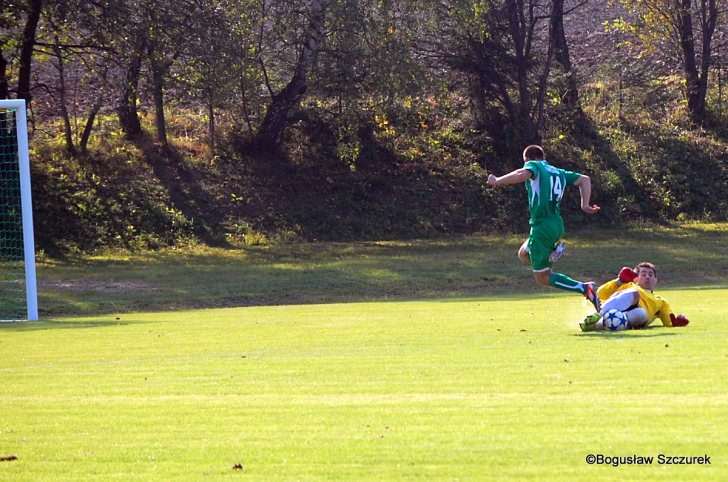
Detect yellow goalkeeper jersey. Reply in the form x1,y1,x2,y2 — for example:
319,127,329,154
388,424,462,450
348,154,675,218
597,280,675,327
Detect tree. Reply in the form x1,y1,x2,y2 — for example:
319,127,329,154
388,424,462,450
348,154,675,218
112,0,199,146
33,0,120,154
422,1,557,154
17,0,44,103
305,0,432,169
51,37,77,154
549,0,580,109
253,0,328,152
97,0,148,140
0,0,45,102
117,33,147,140
616,0,721,124
0,44,9,100
0,7,12,98
176,0,255,151
678,0,718,122
150,1,204,148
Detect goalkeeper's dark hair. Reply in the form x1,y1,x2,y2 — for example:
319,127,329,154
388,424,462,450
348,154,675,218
636,262,656,276
523,145,545,161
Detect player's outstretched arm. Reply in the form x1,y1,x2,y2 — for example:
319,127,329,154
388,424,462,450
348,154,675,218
573,175,600,214
487,168,532,187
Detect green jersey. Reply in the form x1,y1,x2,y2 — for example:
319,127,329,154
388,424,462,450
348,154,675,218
523,160,581,225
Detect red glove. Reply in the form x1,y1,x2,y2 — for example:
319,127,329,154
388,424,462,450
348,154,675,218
670,313,690,327
618,266,638,284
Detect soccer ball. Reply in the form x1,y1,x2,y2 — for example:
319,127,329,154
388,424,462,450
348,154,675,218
603,309,629,331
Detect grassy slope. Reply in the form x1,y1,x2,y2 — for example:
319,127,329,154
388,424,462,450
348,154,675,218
31,100,728,256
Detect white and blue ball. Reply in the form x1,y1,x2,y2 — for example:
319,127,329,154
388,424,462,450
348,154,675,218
603,309,629,331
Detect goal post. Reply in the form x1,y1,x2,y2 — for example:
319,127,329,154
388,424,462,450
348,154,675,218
1,99,38,321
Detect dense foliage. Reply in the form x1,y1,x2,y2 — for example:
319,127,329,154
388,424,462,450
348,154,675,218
1,1,727,254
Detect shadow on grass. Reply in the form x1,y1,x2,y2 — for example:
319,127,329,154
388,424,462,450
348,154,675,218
32,224,728,317
0,319,129,332
575,330,680,339
131,133,230,247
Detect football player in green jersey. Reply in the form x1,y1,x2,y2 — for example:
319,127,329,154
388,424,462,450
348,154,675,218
487,145,602,310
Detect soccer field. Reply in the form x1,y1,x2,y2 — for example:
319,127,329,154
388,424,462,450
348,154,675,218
1,289,725,481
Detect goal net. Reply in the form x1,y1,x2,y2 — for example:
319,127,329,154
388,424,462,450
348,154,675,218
0,100,38,321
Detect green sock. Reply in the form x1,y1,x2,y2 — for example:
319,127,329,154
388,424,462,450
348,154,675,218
549,272,584,293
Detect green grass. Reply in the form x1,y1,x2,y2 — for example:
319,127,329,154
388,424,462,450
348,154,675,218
1,292,725,480
2,224,728,480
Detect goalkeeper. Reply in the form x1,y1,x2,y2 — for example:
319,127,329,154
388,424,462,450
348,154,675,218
487,145,601,310
580,262,690,331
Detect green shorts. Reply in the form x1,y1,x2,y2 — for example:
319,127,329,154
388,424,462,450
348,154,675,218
528,216,565,272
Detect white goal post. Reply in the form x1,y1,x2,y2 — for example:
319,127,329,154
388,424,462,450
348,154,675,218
0,99,38,321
